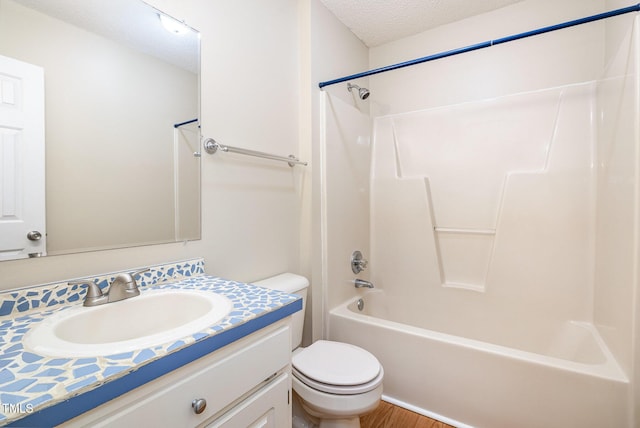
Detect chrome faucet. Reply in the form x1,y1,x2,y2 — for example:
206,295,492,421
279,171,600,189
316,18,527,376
69,268,149,307
351,250,369,274
354,278,374,289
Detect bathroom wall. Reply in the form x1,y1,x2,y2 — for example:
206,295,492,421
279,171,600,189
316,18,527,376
366,1,609,319
371,80,598,339
321,93,371,312
367,0,608,319
313,0,617,334
0,0,304,292
597,1,640,422
369,0,605,115
305,0,369,339
364,0,638,422
175,123,201,241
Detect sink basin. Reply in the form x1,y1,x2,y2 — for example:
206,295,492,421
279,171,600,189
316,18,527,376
23,289,233,358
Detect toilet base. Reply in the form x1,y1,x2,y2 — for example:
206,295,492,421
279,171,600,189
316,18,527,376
292,394,317,428
292,393,360,428
317,418,361,428
292,383,382,428
298,398,365,428
292,392,363,428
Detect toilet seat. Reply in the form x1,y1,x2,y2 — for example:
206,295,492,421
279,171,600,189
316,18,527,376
292,340,383,395
293,365,384,395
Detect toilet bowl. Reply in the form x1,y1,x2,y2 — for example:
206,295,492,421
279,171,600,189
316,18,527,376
253,274,383,428
292,341,383,427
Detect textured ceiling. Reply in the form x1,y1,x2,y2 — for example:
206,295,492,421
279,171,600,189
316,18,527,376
319,0,525,47
14,0,524,67
12,0,199,73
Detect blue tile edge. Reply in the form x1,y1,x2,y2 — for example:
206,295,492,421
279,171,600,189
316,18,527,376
7,299,302,427
0,258,205,318
0,274,301,425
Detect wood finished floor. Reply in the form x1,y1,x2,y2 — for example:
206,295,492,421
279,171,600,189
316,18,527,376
360,401,454,428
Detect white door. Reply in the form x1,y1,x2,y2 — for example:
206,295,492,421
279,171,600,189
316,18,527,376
0,54,45,260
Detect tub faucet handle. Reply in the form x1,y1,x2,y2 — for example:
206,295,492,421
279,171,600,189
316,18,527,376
351,250,368,274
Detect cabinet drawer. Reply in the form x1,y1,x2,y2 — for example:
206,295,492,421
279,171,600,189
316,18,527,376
205,372,290,428
62,320,291,427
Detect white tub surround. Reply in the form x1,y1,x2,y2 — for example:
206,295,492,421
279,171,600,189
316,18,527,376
0,258,302,426
318,1,639,426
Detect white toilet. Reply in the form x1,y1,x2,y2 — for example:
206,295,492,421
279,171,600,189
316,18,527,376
254,273,383,428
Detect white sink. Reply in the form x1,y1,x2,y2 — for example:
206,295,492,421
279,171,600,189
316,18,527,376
23,289,233,358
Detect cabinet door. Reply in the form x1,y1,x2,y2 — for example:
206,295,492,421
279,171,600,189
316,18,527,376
206,373,290,428
60,322,291,428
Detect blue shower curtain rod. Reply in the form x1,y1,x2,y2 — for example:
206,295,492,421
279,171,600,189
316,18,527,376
174,118,199,128
318,3,640,88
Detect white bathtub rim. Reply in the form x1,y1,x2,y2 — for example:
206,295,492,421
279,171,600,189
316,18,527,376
330,296,629,384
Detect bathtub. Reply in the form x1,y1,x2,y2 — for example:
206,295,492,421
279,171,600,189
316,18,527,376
329,290,630,428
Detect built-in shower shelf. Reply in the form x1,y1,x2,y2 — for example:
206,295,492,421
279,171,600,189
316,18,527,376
434,227,496,235
434,226,496,293
441,281,486,292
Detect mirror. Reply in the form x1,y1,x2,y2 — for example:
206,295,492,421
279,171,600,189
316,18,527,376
0,0,201,260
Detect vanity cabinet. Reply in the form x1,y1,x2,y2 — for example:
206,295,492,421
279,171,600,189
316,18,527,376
59,320,292,428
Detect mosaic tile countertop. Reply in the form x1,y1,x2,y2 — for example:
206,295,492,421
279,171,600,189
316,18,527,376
0,259,301,426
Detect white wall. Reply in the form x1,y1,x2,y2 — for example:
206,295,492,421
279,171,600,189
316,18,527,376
184,0,303,283
598,1,640,424
371,81,598,341
306,0,369,340
365,1,608,319
322,93,371,312
369,0,605,115
0,0,304,293
175,124,201,241
363,0,638,423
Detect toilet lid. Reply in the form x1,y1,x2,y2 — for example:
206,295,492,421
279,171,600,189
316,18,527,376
292,340,381,386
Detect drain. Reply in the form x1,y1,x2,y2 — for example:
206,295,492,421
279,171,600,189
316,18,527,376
357,298,364,311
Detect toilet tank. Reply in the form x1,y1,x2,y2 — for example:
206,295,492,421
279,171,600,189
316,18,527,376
252,273,308,350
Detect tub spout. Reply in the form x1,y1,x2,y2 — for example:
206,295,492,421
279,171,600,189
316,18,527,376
354,279,374,289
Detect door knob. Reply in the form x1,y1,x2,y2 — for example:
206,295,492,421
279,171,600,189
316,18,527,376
27,231,42,241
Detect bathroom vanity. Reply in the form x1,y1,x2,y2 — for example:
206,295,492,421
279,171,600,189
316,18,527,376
0,259,301,427
61,320,293,427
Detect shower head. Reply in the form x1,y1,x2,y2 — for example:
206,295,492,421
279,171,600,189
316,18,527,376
347,83,370,100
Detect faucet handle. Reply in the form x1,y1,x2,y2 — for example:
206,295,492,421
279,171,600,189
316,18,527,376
68,280,104,306
127,268,149,287
107,268,149,303
114,268,149,286
351,250,368,274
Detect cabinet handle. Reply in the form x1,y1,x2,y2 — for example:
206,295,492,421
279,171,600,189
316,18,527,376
191,398,207,415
